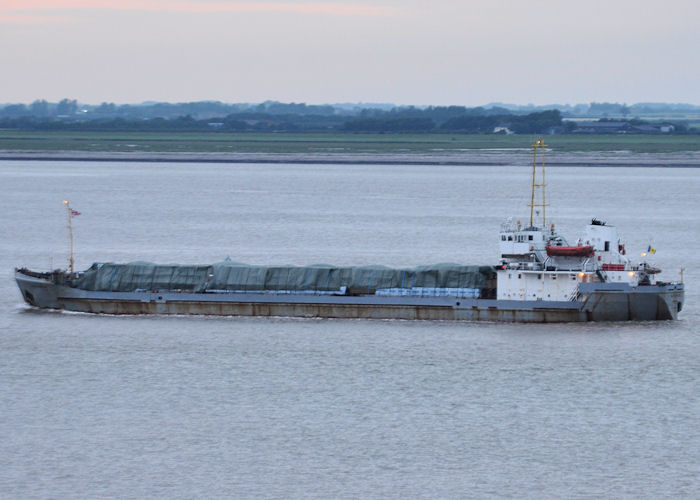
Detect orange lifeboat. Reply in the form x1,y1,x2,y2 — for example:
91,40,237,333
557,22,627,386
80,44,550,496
545,245,594,257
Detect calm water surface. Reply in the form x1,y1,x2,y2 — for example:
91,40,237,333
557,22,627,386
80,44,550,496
1,161,698,498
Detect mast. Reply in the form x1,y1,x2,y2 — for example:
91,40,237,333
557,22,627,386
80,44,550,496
528,138,548,228
63,200,75,273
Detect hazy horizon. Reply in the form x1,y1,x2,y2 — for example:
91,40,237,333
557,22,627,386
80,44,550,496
2,0,699,105
3,99,700,108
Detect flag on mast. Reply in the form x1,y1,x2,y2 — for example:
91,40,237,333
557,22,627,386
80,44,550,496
71,209,81,216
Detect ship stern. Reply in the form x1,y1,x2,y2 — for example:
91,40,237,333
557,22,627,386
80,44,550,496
580,282,684,321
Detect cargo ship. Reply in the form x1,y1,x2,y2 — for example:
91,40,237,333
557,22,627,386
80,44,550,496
15,141,684,322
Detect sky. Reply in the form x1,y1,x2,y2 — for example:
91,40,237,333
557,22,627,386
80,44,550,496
1,0,699,106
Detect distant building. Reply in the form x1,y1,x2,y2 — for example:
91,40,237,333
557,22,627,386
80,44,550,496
574,121,631,134
493,126,514,135
574,120,676,134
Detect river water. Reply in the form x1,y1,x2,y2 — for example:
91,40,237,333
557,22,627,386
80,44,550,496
1,161,698,498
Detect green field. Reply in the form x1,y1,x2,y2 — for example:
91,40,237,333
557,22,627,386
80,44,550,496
1,130,699,154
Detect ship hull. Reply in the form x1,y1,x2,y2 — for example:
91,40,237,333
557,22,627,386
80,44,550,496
15,270,683,322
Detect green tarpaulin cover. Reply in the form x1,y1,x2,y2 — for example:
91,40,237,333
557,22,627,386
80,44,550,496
73,261,495,294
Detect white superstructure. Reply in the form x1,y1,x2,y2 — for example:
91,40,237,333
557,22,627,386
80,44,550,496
496,139,657,302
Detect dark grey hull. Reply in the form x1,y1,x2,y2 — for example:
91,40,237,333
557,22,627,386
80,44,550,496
16,270,684,322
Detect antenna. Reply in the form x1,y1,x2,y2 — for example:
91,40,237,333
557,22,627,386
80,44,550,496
529,138,549,228
63,200,75,273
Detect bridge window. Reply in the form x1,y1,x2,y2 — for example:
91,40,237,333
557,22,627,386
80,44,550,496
528,235,533,241
604,241,610,251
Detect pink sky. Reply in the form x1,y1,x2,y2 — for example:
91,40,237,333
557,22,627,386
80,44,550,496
0,1,396,20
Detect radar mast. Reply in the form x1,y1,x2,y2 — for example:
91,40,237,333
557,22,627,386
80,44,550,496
529,138,548,228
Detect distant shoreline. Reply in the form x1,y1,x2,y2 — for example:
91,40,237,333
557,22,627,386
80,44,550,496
1,151,699,168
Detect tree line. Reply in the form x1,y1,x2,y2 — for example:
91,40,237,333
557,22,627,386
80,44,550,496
0,109,565,134
0,100,695,134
